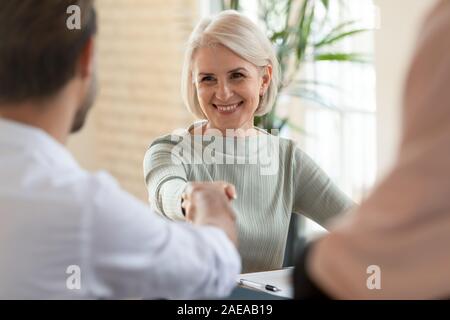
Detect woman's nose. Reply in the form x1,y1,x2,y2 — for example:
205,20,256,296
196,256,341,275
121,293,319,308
215,81,233,101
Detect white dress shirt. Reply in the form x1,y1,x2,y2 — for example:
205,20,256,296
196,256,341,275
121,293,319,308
0,118,241,299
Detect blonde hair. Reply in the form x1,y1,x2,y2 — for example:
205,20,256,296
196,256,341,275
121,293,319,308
181,10,280,119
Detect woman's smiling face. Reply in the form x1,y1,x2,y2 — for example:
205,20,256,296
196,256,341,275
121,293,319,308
193,44,271,134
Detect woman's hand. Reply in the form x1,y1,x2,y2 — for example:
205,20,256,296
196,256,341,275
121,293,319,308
181,181,238,245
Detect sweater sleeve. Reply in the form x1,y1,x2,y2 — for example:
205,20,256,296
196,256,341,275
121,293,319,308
143,139,188,221
292,146,354,226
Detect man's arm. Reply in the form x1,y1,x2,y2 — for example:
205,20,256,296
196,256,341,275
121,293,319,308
88,172,241,299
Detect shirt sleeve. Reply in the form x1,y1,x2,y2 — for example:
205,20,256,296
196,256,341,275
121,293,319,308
292,146,354,226
143,141,188,221
87,172,241,299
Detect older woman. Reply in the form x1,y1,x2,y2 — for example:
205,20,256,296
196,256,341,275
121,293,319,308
144,10,353,273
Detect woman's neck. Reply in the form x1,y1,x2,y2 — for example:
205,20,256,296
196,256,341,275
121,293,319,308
203,122,260,137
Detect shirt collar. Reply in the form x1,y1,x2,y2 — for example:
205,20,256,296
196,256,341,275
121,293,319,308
0,117,80,169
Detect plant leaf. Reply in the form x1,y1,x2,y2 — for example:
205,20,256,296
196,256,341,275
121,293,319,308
320,0,330,9
297,3,315,62
314,52,371,63
314,20,358,44
314,28,370,48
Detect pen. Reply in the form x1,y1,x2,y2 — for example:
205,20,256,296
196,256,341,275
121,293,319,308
238,279,281,292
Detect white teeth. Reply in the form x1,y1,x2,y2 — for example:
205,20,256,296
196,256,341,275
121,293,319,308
216,103,241,112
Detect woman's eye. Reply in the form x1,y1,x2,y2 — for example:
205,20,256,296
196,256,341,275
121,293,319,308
231,72,244,79
201,76,215,82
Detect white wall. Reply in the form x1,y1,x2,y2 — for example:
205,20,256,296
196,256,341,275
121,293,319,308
374,0,436,177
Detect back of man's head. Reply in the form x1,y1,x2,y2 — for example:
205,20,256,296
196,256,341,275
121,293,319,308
0,0,97,105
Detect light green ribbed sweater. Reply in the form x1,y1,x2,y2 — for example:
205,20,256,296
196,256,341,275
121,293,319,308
143,122,353,273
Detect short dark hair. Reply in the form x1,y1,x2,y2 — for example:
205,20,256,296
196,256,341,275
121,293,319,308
0,0,97,104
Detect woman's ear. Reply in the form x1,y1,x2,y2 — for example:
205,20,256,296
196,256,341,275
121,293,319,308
260,64,273,95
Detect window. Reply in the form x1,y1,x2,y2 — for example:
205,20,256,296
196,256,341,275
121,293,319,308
284,0,377,237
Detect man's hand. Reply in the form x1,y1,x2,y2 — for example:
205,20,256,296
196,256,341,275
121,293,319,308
181,182,238,246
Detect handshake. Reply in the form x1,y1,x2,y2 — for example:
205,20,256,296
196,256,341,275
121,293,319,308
181,181,238,246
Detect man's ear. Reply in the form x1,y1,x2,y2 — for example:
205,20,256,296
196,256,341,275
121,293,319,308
77,37,95,79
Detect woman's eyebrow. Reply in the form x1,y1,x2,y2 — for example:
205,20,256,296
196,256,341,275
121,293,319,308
198,72,214,76
197,68,248,76
228,67,248,73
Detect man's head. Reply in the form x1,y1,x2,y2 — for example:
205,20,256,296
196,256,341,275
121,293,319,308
0,0,98,133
